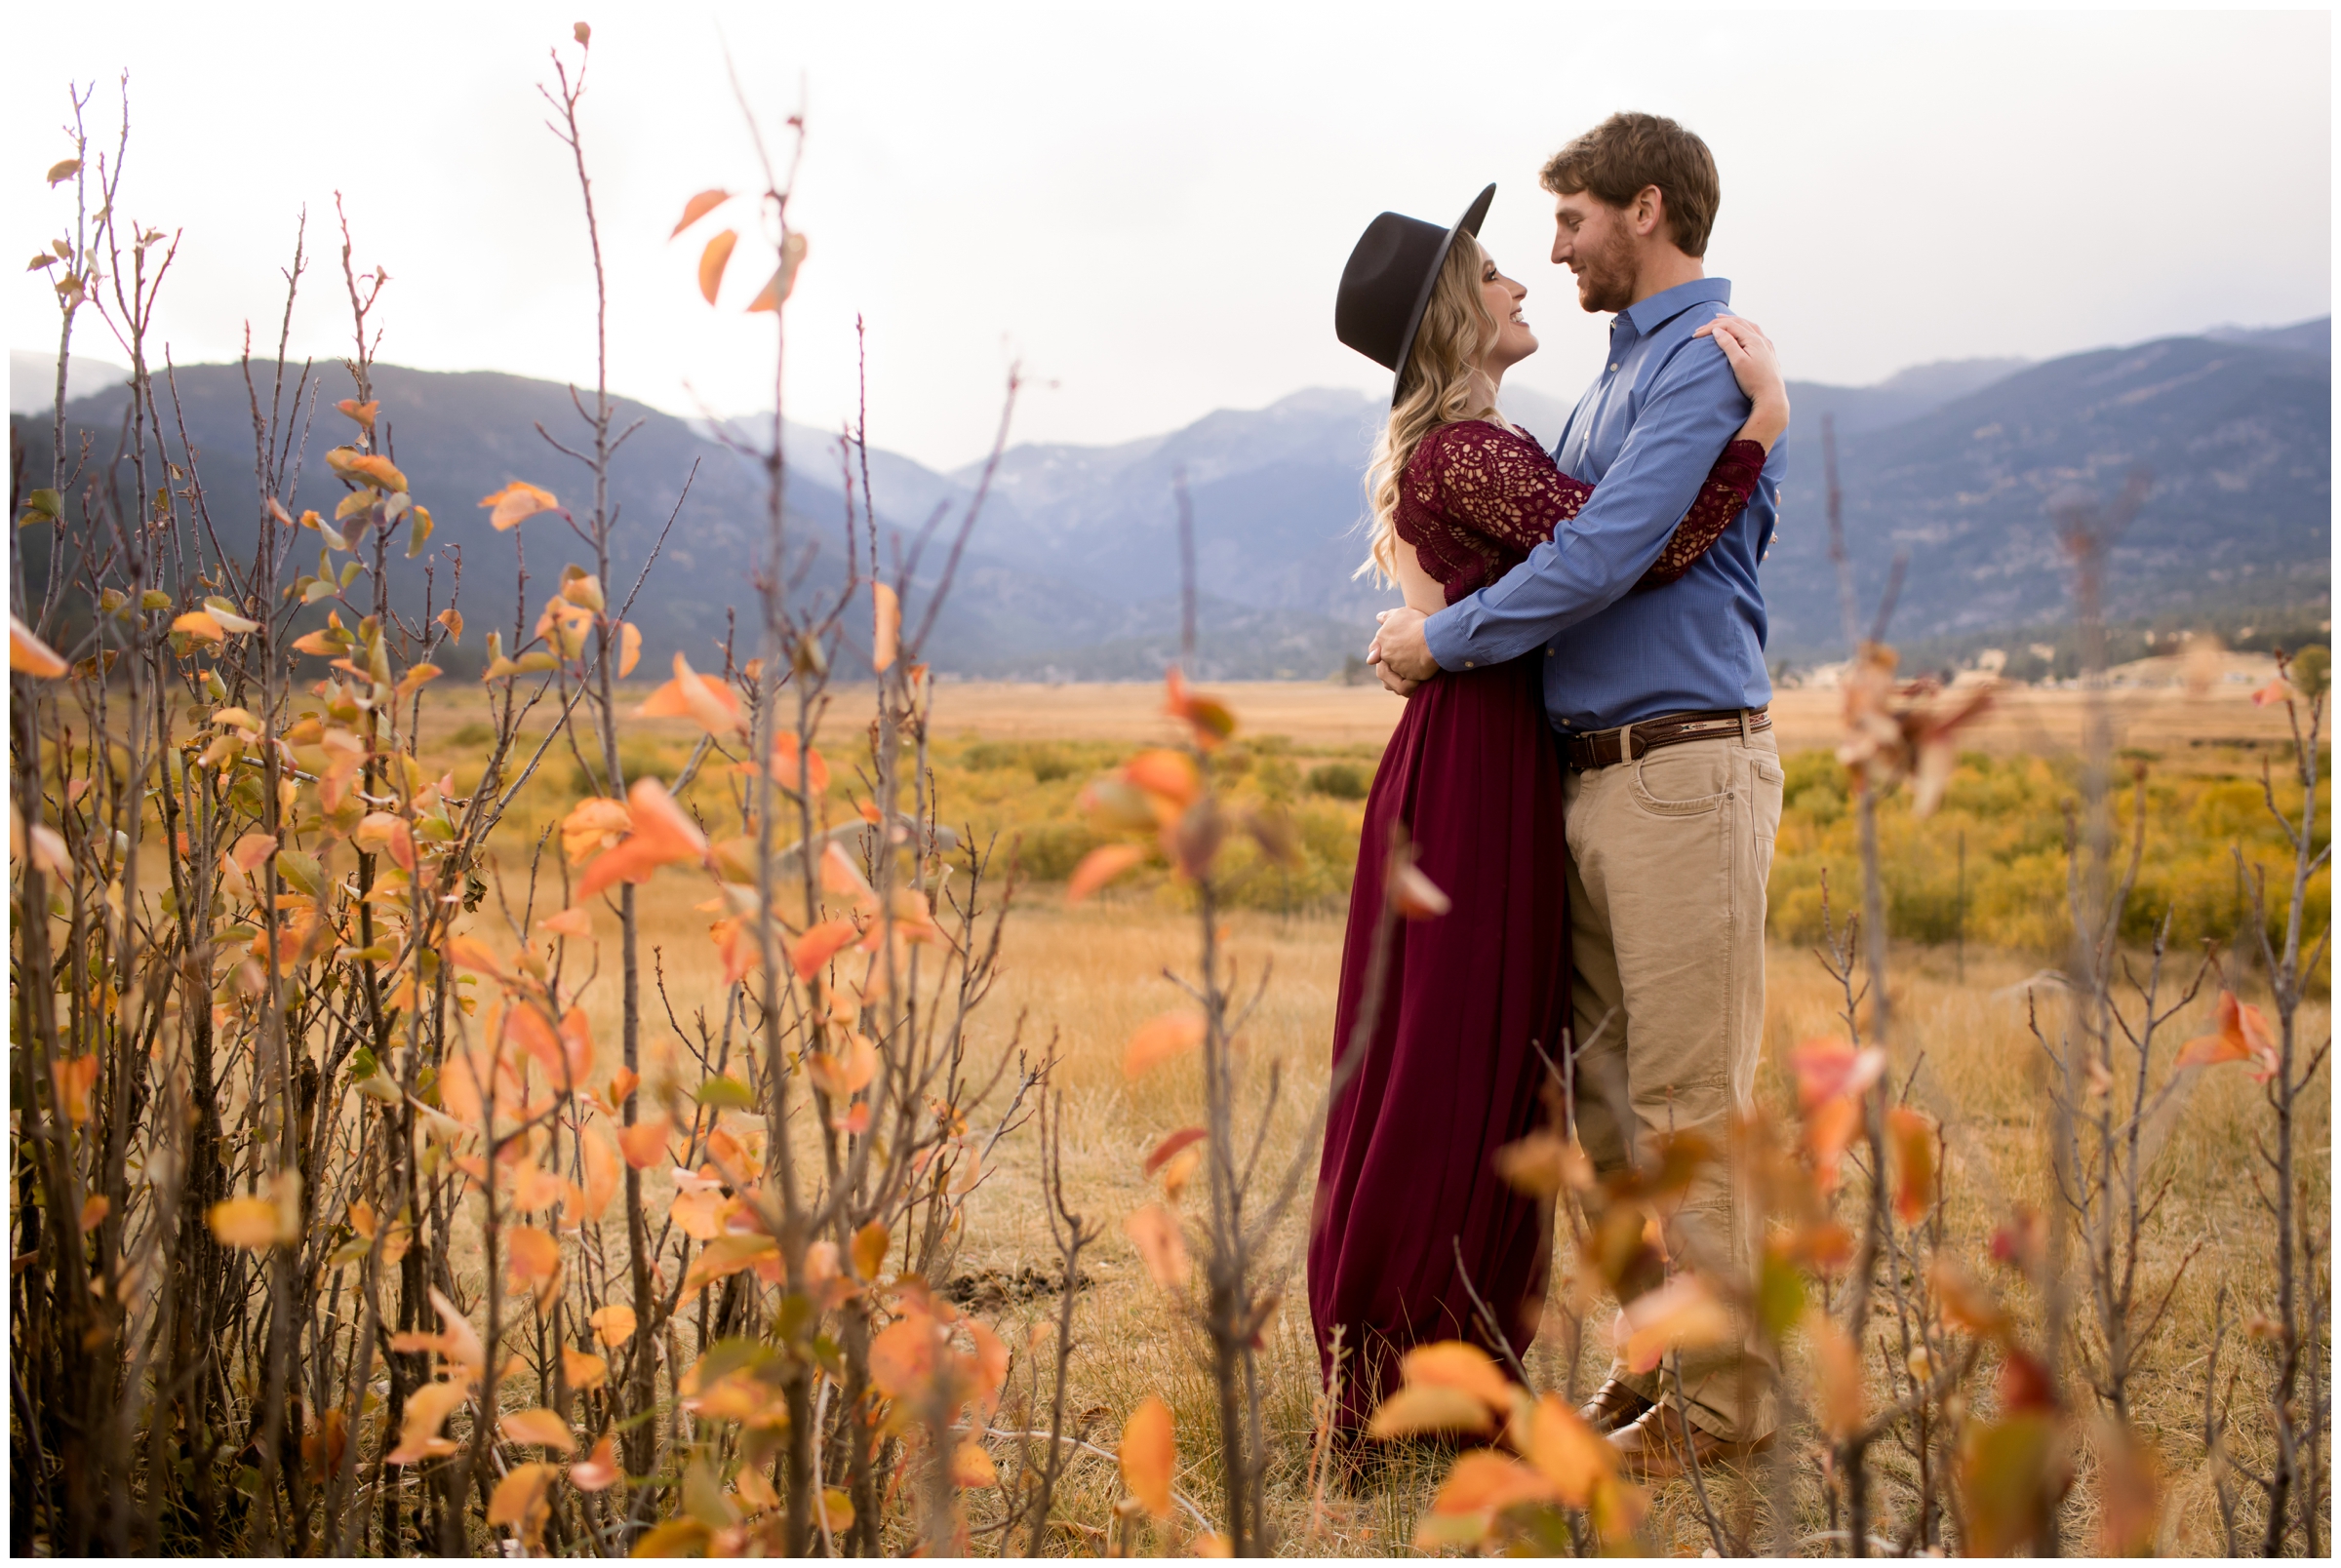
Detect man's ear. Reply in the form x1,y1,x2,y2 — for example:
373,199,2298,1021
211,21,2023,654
1630,184,1667,242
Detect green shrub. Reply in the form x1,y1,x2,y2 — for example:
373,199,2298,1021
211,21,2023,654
1306,762,1369,801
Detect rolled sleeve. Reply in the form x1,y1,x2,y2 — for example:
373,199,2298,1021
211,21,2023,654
1422,338,1752,670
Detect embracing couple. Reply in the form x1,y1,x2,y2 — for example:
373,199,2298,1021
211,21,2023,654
1307,112,1789,1480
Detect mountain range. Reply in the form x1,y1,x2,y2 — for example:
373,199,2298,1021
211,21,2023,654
10,316,2327,677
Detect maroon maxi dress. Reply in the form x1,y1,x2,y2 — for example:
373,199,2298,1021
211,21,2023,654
1307,420,1767,1433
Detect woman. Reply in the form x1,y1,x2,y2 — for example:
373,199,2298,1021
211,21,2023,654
1309,185,1786,1436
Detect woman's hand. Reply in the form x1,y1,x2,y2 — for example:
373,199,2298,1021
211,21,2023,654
1694,314,1789,451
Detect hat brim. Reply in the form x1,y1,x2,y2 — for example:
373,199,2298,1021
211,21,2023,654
1389,183,1496,407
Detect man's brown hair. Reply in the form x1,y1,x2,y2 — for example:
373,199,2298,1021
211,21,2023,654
1540,112,1720,258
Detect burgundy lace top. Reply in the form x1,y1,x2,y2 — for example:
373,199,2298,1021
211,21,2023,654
1395,420,1767,605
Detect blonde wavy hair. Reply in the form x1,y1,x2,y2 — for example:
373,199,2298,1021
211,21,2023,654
1358,233,1502,584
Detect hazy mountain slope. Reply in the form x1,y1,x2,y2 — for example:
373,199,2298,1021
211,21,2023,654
1766,333,2331,656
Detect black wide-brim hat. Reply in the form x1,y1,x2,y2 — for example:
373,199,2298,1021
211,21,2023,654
1335,183,1495,406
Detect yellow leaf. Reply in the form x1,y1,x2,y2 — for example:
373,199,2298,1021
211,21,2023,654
1366,1383,1494,1440
500,1407,576,1452
697,229,737,305
478,482,562,531
563,1348,608,1392
487,1462,559,1546
208,1196,282,1249
1525,1392,1616,1506
631,1518,710,1558
385,1378,472,1465
815,1485,854,1532
670,188,731,239
172,609,225,645
617,621,642,678
1119,1396,1174,1519
851,1220,890,1281
436,607,463,646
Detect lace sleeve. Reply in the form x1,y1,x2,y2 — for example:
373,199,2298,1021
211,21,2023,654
1418,422,1590,554
1634,439,1767,588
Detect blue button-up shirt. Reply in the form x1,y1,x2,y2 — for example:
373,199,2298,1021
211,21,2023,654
1421,277,1782,733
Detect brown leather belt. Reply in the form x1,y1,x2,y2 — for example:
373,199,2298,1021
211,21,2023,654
1564,707,1769,772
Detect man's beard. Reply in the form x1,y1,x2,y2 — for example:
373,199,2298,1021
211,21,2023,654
1574,225,1637,314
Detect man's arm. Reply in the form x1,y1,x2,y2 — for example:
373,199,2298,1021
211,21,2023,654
1398,335,1750,677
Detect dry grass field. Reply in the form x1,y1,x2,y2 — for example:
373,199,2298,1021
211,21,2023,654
493,673,2321,1554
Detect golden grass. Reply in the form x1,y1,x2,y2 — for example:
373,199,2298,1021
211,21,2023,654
568,874,2319,1554
407,677,2322,1552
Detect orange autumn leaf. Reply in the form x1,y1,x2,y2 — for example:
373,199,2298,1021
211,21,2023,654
1612,1274,1733,1374
588,1303,637,1348
1142,1126,1208,1179
560,797,633,863
952,1440,1001,1489
576,777,709,901
385,1378,472,1466
336,397,378,430
2174,989,2281,1082
1887,1105,1939,1224
172,610,226,645
1120,1396,1175,1519
1524,1393,1617,1506
767,730,830,796
851,1221,890,1282
1367,1383,1495,1440
500,1407,575,1452
1067,843,1145,904
1427,1447,1556,1515
746,232,810,313
1122,1012,1206,1078
670,188,731,238
355,811,416,873
479,481,562,531
1123,1203,1190,1288
505,1226,562,1284
637,650,742,737
79,1195,109,1232
570,1432,621,1491
1400,1341,1513,1411
52,1053,99,1125
1162,665,1236,750
538,906,593,940
697,229,738,303
563,1347,608,1392
616,621,642,678
487,1462,559,1547
11,614,68,677
1387,857,1450,920
1788,1038,1888,1110
670,1189,732,1242
790,918,861,982
1808,1309,1866,1437
1125,749,1200,809
616,1116,672,1170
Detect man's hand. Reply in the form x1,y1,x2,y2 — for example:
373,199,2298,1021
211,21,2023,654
1367,630,1421,698
1374,607,1440,683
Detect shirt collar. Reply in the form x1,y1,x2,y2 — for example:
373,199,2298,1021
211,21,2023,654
1618,276,1732,340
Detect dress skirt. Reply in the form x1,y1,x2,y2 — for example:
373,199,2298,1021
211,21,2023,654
1306,654,1569,1433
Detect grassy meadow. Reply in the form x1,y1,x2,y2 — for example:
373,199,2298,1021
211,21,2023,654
407,671,2324,1554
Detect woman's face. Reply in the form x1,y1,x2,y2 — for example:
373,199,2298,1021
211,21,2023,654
1477,255,1536,372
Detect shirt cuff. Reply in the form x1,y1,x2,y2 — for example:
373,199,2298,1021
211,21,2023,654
1421,604,1467,673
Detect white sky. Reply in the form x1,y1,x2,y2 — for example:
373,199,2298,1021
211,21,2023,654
9,4,2331,471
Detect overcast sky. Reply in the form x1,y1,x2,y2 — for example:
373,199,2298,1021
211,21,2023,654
10,5,2330,470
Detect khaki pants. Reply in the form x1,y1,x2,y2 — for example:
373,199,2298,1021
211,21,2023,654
1563,723,1782,1442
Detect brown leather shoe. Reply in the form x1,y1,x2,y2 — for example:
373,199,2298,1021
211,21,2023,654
1607,1401,1774,1483
1576,1378,1654,1435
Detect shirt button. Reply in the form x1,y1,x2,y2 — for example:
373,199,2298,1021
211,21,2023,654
1463,660,1475,669
1607,363,1618,372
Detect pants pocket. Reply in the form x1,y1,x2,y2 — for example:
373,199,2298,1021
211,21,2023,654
1629,745,1730,816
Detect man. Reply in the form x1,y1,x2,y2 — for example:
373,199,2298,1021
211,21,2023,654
1371,110,1786,1476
